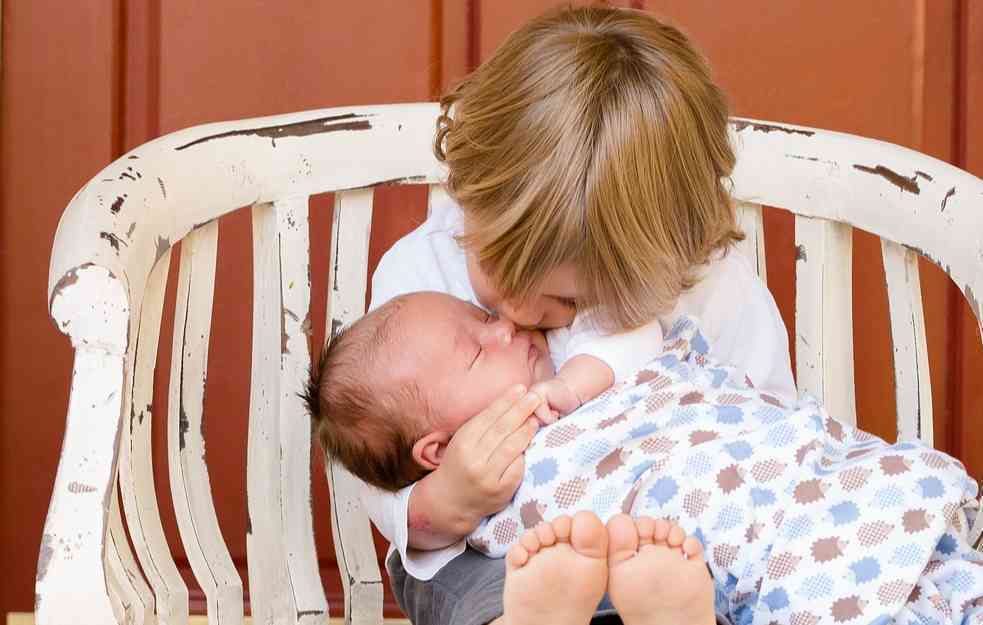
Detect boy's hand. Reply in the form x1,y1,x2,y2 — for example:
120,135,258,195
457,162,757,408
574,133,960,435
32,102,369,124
528,377,582,425
407,385,543,547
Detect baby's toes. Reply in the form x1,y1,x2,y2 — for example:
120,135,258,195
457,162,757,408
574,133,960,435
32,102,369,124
519,527,543,556
667,522,687,548
535,521,557,547
682,535,704,559
635,517,657,547
506,542,531,569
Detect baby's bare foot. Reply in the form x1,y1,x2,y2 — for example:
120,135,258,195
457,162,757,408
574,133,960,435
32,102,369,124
501,511,608,625
607,515,716,625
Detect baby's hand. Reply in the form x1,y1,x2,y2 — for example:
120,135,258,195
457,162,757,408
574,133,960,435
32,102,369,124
528,377,582,425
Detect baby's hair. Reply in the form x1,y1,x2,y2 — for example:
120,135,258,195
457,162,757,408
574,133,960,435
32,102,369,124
302,298,430,492
436,5,743,330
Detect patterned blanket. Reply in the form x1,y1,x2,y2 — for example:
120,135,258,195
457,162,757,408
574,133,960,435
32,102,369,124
469,317,983,625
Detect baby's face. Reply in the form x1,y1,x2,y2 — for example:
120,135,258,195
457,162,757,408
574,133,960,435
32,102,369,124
391,292,554,432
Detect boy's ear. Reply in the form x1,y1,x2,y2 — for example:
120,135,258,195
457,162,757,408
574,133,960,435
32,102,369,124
412,431,452,471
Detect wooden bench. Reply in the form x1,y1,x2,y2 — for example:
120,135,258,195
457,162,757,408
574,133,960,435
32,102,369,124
40,104,983,625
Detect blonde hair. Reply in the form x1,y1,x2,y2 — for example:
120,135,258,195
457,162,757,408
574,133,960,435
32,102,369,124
435,5,742,330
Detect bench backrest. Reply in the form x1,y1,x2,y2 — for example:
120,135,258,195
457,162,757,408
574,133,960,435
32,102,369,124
41,104,983,625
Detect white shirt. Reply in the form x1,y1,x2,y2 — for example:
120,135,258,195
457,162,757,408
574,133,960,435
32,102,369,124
362,193,796,580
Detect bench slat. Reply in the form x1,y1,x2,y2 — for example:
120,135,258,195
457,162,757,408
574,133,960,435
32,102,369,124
881,240,933,444
118,250,191,624
106,488,154,625
169,222,245,624
325,188,384,625
794,216,857,425
247,203,297,624
735,201,767,281
276,196,329,625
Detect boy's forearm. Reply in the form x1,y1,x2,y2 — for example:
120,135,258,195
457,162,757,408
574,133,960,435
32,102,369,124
406,473,481,550
557,354,615,406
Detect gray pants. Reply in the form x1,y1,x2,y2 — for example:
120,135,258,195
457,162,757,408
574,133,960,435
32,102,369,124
386,547,731,625
386,547,622,625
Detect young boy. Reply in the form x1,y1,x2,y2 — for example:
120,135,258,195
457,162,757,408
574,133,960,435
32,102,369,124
325,6,798,625
306,294,983,625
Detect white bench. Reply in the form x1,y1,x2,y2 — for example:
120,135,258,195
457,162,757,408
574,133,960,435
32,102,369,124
40,104,983,625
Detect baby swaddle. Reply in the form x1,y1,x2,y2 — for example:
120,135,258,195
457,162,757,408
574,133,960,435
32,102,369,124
469,316,983,625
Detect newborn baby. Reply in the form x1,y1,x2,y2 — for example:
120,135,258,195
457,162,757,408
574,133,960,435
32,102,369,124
306,290,656,492
306,292,983,625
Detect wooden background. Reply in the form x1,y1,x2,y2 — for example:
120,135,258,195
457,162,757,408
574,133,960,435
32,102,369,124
1,0,981,619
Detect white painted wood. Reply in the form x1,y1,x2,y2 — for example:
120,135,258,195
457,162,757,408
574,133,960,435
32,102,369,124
794,216,857,426
247,202,296,625
43,108,983,617
167,222,245,625
881,240,933,444
734,201,767,281
324,189,384,625
276,196,329,625
106,485,155,625
36,347,125,625
118,249,191,625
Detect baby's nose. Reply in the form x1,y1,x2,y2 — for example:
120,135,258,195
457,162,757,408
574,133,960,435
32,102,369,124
479,317,515,347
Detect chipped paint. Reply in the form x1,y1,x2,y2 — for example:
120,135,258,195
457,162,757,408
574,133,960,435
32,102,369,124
155,236,170,263
127,155,139,159
330,318,344,340
301,312,313,337
941,187,956,212
375,175,429,186
126,222,137,239
282,308,299,355
297,610,325,618
852,164,920,194
48,263,102,318
178,406,190,451
732,120,815,137
795,245,808,262
110,195,126,214
174,112,374,151
966,285,981,325
157,176,167,199
100,231,127,252
68,481,98,494
37,533,55,581
915,170,933,181
786,154,837,166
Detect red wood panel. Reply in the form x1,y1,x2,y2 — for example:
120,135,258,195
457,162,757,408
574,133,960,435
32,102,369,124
0,2,120,618
953,0,983,480
2,1,981,619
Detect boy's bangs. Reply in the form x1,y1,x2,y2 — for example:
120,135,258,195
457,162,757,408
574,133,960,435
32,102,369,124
462,180,586,305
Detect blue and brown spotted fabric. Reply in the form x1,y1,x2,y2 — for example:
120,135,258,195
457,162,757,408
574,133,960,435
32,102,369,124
469,316,983,625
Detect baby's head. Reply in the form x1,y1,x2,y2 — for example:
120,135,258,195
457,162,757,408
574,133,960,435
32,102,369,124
436,5,743,331
305,292,554,492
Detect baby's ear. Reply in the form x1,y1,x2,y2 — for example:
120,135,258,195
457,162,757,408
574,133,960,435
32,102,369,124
412,431,453,470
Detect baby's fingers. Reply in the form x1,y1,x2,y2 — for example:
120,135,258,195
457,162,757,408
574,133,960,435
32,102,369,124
534,401,557,426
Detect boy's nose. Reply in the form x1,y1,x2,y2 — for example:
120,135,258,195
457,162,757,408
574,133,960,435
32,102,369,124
496,300,542,329
478,317,516,347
